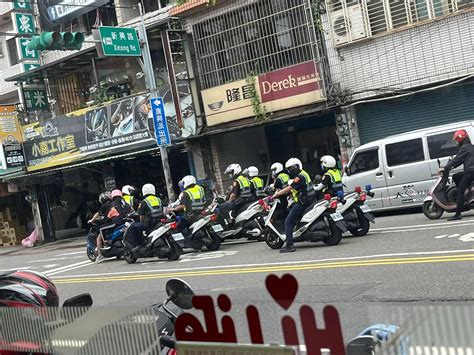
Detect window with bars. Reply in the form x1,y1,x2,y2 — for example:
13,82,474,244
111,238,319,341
326,0,473,47
192,0,317,90
7,38,19,66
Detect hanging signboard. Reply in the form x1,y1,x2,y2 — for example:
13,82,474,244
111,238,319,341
0,106,26,170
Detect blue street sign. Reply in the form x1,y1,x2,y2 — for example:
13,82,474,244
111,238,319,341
151,97,171,146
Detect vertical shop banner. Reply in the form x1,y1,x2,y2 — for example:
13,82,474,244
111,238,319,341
0,106,26,170
18,37,39,60
13,12,35,34
201,61,325,126
13,0,32,10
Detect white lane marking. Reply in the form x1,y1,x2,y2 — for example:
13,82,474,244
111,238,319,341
410,347,474,355
44,260,91,276
375,223,474,234
460,233,474,242
448,234,461,238
179,250,239,263
52,248,474,279
372,220,474,231
140,261,166,265
28,256,82,263
55,251,84,256
42,264,60,269
435,235,448,239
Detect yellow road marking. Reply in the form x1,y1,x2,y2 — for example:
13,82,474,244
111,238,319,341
53,254,474,284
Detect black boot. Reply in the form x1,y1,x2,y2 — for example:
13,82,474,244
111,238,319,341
447,214,462,221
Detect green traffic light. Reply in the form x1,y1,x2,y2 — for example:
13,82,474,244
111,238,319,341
26,31,85,51
39,32,61,48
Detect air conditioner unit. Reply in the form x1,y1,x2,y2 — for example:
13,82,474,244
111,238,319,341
330,3,368,46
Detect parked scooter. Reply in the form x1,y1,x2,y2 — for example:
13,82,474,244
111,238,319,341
264,194,347,249
86,218,125,262
338,185,375,237
123,217,183,264
423,158,474,219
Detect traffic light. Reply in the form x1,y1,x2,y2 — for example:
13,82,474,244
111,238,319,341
27,32,85,51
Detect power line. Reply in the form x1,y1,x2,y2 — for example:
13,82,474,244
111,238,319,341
0,0,138,9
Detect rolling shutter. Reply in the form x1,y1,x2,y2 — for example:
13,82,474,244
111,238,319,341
356,81,474,144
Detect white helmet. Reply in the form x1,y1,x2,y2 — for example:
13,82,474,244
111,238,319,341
271,162,284,176
247,166,259,177
142,183,156,196
122,185,134,195
285,158,303,171
320,155,337,169
224,163,242,179
182,175,197,189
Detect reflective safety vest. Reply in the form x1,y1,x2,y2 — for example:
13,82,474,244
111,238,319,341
236,175,252,199
143,195,163,219
323,169,343,193
250,176,264,195
291,170,313,203
277,172,290,187
184,184,206,211
123,195,135,208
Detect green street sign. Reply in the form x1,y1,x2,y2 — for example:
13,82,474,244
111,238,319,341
23,62,40,72
18,37,39,59
13,0,32,10
98,26,141,57
13,13,35,34
23,89,48,110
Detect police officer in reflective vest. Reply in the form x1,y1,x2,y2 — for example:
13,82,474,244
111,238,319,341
272,158,312,253
220,163,253,222
270,162,291,220
315,155,343,197
122,185,139,211
248,166,264,199
171,175,206,231
126,183,163,251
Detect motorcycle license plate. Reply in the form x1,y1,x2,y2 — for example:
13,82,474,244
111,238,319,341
330,212,343,222
212,224,224,232
360,205,371,213
172,233,184,241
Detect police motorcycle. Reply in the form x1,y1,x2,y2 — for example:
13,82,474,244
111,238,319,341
86,217,126,262
123,212,183,264
263,190,348,249
336,185,375,237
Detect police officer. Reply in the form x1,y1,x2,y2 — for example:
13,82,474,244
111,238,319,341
272,158,312,253
126,183,163,252
220,163,253,222
122,185,139,211
315,155,343,197
171,175,206,231
248,166,264,199
270,162,291,221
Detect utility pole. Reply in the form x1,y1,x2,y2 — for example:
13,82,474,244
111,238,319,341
137,3,175,202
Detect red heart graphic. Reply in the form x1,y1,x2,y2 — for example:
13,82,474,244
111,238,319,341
265,274,298,310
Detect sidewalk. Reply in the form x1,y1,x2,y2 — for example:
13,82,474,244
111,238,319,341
0,237,85,256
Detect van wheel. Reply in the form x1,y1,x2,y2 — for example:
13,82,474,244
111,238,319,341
350,210,370,237
324,221,342,246
265,228,284,249
422,201,444,220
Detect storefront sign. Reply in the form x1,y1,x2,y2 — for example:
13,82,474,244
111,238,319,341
13,0,32,11
23,62,40,72
202,61,325,126
18,37,39,60
47,0,109,22
0,106,26,170
23,89,48,111
13,13,35,34
22,94,159,172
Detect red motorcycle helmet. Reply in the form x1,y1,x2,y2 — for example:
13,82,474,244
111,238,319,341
0,270,58,307
0,280,44,307
453,129,469,144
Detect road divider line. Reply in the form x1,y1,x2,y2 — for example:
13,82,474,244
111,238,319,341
55,251,85,256
53,254,474,284
52,248,474,279
44,260,91,276
373,223,474,234
371,220,474,231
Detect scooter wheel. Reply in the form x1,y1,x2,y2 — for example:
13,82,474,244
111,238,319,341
324,221,342,246
350,210,370,237
265,228,284,249
422,201,444,220
86,247,96,263
124,248,137,264
167,242,183,261
206,231,221,251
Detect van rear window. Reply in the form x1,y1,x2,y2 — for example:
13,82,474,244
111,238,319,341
427,131,459,159
386,138,424,166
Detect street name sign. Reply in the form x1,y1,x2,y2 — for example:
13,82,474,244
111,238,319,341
151,97,171,146
98,26,141,57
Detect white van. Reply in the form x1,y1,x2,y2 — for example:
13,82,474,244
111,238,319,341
343,121,474,211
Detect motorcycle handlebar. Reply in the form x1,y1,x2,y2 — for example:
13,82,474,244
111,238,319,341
160,335,176,348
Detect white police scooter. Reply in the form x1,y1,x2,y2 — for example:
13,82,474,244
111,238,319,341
336,185,375,237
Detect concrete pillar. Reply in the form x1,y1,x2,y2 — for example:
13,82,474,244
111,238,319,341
337,105,361,168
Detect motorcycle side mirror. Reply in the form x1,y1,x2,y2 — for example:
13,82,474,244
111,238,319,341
165,278,195,310
62,293,93,307
346,335,378,355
